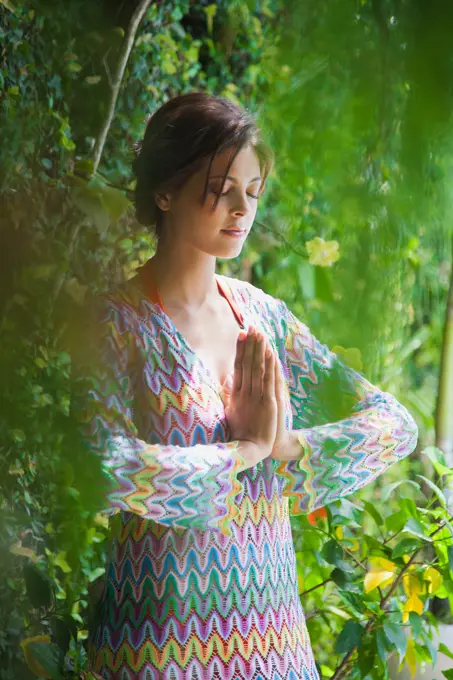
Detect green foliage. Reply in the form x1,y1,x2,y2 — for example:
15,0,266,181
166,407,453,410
290,447,453,679
0,1,281,677
1,0,452,678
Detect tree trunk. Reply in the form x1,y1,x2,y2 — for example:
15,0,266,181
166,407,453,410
435,235,453,465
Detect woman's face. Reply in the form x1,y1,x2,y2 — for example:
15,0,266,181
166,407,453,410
156,143,263,259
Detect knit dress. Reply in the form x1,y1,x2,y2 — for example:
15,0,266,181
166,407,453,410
82,259,418,680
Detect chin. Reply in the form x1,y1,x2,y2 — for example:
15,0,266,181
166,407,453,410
215,244,245,259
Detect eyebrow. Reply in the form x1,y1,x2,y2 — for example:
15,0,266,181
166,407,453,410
209,175,262,183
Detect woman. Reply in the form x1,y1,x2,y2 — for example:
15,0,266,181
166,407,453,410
82,92,418,680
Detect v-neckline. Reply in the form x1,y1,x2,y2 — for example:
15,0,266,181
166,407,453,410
134,259,247,395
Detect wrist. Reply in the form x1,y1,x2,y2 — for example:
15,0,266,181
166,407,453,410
237,440,271,470
272,430,306,462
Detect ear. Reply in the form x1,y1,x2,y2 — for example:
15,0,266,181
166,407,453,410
154,190,172,212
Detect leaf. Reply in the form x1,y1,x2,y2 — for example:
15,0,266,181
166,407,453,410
334,619,363,655
382,480,421,502
204,3,217,34
94,513,109,529
364,570,394,593
364,557,398,593
363,501,384,527
408,612,423,638
24,565,53,608
88,567,106,583
439,643,453,661
376,629,389,662
424,633,438,667
448,545,453,574
403,518,432,542
358,639,376,676
402,593,424,623
51,617,71,654
54,551,71,573
415,474,447,506
98,183,129,221
21,636,52,678
322,539,343,566
26,641,63,680
9,428,26,443
423,566,442,594
392,538,421,559
422,446,448,467
67,62,82,73
330,567,351,588
0,0,16,13
403,637,417,679
384,621,407,660
386,510,408,533
442,670,453,679
403,573,423,598
70,185,109,232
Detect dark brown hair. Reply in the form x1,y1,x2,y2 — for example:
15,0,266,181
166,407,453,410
132,92,274,238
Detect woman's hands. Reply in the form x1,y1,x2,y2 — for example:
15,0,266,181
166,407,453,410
225,326,290,469
271,346,291,461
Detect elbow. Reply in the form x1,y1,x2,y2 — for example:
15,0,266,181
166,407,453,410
375,391,419,458
404,409,419,455
391,396,419,458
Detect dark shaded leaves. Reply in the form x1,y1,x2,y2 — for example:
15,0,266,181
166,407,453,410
335,620,363,655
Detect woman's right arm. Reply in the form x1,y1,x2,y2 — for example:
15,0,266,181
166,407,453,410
77,295,270,537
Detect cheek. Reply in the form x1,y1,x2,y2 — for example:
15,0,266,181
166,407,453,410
203,196,227,220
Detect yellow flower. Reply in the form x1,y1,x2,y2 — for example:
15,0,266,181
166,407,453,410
306,237,340,267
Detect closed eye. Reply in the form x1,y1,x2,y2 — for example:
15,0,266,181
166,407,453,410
211,187,260,200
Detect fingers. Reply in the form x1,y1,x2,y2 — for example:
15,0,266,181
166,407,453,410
251,331,265,395
232,329,247,393
233,326,278,399
262,345,275,401
242,327,256,393
274,357,287,431
274,357,284,402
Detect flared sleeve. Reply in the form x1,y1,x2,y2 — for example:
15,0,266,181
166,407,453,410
77,294,245,536
273,300,419,515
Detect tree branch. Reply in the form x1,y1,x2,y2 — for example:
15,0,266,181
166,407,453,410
330,513,453,680
300,578,332,597
92,0,153,176
53,0,152,307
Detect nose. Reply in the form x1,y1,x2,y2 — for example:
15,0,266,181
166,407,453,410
231,191,250,217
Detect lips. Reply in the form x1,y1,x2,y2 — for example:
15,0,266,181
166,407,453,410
222,228,247,234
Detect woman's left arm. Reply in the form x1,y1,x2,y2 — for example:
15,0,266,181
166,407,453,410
270,300,419,516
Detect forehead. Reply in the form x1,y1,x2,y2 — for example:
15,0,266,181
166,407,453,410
206,144,261,180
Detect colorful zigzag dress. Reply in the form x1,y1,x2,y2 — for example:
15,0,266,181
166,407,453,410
81,258,418,680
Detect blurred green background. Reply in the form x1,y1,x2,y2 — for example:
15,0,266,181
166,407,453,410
1,0,452,678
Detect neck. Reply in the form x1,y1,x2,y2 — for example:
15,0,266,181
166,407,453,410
149,238,219,312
